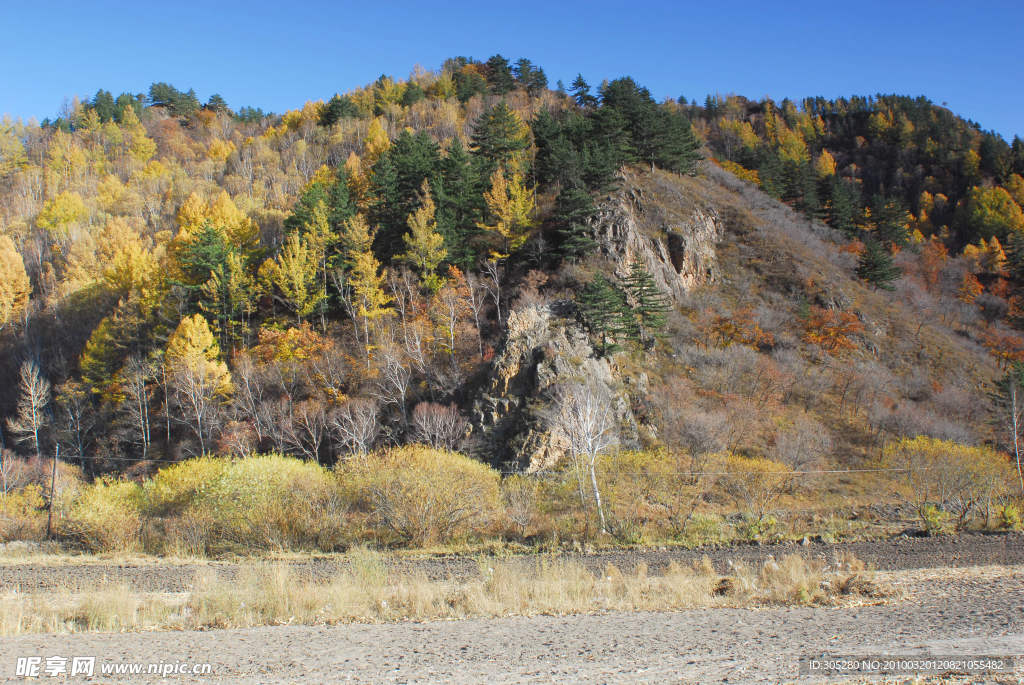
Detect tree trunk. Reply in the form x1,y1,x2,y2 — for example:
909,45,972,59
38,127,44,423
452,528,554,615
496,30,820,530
589,460,607,535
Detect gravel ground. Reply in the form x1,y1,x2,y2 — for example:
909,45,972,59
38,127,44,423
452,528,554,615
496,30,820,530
2,532,1023,593
0,565,1021,684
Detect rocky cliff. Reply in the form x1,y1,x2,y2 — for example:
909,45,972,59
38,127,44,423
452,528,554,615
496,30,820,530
470,175,724,471
469,303,636,471
591,178,724,303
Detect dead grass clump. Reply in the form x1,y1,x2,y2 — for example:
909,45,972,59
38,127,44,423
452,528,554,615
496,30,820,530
0,551,893,635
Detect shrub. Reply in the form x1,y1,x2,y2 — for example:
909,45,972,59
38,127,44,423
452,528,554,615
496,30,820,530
349,446,500,546
501,474,539,538
881,436,1013,533
141,456,230,517
719,454,790,524
58,479,143,553
998,501,1022,530
143,454,348,554
0,484,46,543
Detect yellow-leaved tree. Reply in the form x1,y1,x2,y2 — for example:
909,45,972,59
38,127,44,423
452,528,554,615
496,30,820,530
0,235,31,333
118,105,156,163
350,248,392,364
815,150,837,177
399,180,446,292
363,118,391,167
36,191,87,239
271,233,325,323
478,164,535,259
165,314,232,454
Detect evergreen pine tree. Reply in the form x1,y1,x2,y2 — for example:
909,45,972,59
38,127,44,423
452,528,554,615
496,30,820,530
485,55,516,95
826,175,859,234
328,168,356,237
577,274,631,355
470,101,530,184
652,109,702,174
1003,231,1024,281
320,94,358,127
368,129,441,262
1013,136,1024,177
620,258,672,341
91,89,116,123
435,138,481,269
531,108,564,185
554,179,597,261
401,82,425,107
856,239,901,290
870,195,911,247
205,94,228,113
570,74,597,108
368,149,402,261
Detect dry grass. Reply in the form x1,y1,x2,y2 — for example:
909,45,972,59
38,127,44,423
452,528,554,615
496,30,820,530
0,551,891,635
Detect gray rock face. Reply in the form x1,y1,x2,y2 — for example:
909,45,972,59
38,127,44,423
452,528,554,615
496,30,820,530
471,176,723,471
470,304,632,472
591,186,723,302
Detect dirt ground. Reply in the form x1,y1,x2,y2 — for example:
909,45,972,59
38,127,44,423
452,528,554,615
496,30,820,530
2,532,1023,593
0,564,1022,683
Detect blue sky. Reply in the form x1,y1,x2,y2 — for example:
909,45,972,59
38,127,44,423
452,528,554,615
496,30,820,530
1,0,1021,139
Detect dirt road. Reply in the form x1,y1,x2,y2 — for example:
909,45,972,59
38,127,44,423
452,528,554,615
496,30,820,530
2,532,1023,593
1,565,1022,683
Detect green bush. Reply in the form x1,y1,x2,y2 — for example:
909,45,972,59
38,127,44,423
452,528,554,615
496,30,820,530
58,479,143,552
144,454,348,554
0,484,47,543
999,502,1022,530
348,445,500,546
141,456,230,517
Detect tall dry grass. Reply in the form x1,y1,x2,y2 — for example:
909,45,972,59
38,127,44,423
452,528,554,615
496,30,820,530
0,551,889,635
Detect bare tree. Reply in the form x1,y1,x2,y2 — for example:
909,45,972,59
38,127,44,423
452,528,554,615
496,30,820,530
53,381,95,461
672,412,728,483
768,416,832,492
502,474,538,538
8,360,51,458
118,355,155,458
372,340,412,423
410,402,467,450
331,399,380,458
0,448,26,494
230,352,270,446
994,372,1024,493
464,270,489,359
481,258,504,328
169,358,229,455
284,399,330,462
895,277,937,339
554,383,620,534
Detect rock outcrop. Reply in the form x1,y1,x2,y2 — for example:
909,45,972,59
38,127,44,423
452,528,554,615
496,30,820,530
471,175,724,471
470,303,635,472
591,183,724,302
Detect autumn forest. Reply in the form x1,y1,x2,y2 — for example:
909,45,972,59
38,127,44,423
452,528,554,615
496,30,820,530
1,54,1023,551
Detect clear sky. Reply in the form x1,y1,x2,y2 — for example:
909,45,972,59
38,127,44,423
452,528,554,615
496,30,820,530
1,0,1021,140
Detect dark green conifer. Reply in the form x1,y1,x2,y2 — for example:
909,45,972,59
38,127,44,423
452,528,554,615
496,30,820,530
621,258,672,341
577,274,632,355
554,179,597,261
856,239,901,291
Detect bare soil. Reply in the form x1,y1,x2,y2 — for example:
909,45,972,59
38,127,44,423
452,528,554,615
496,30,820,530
1,532,1022,593
0,565,1021,683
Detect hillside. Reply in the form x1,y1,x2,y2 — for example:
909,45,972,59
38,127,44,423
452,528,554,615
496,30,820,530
0,55,1022,551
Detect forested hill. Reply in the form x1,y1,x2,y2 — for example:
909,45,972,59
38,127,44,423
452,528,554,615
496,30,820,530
0,54,1022,478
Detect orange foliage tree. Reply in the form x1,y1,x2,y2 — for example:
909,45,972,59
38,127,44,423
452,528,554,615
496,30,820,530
802,307,863,355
